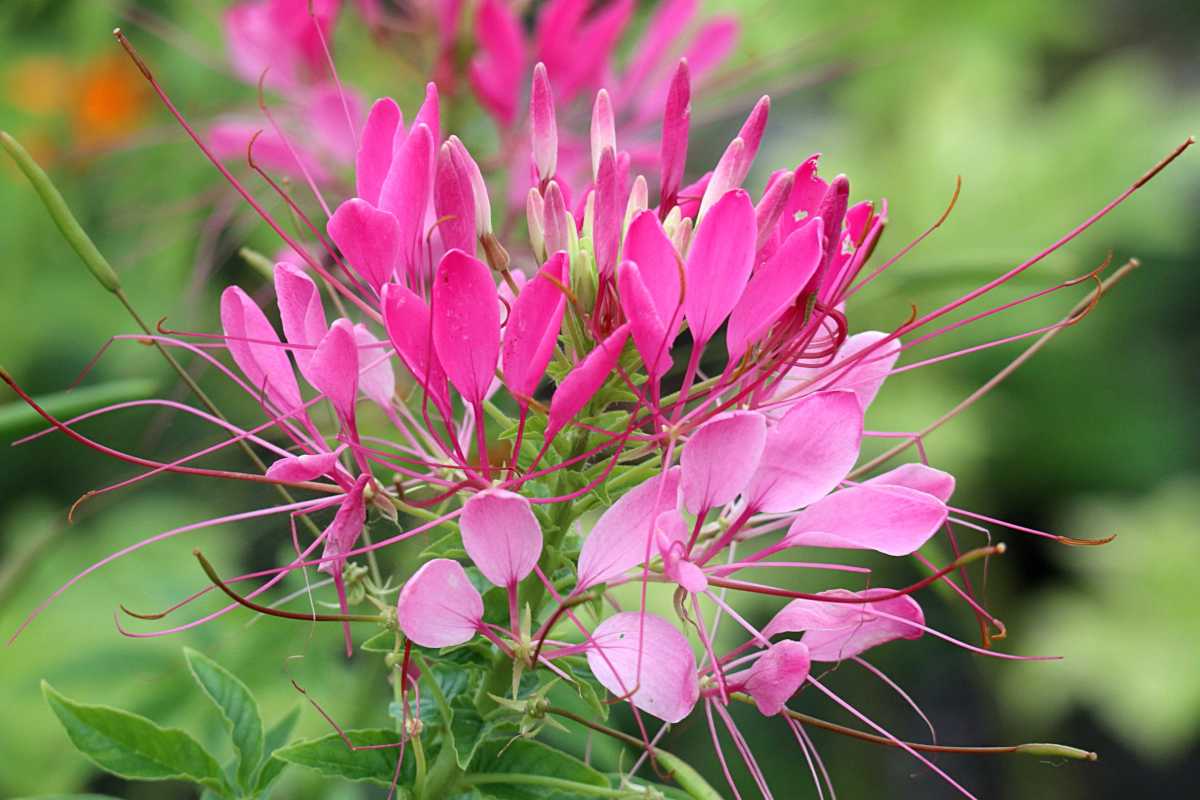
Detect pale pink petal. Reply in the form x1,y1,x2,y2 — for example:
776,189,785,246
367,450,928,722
680,411,767,514
784,484,947,556
741,641,810,716
763,589,924,662
503,253,568,405
545,324,630,442
577,467,681,589
617,260,673,379
352,324,395,411
530,63,558,182
744,390,863,513
381,283,451,413
684,188,756,345
396,559,483,648
220,286,302,414
726,218,824,362
734,96,770,173
274,262,328,380
448,136,492,235
265,448,344,483
542,180,571,256
587,611,699,723
431,249,500,406
327,199,401,292
697,137,745,219
865,463,955,503
309,318,359,423
461,489,544,587
780,331,901,411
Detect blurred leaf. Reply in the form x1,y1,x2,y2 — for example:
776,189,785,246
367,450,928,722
42,682,227,793
0,378,157,440
184,647,264,791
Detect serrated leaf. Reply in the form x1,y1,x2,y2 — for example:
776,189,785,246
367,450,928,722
42,682,226,793
253,705,301,796
469,739,608,798
274,728,416,789
184,648,264,791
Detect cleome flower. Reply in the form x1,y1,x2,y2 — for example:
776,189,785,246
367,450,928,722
3,16,1192,800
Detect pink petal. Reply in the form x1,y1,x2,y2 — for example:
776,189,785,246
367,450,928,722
617,260,673,379
542,180,571,256
865,463,956,503
684,188,756,345
754,170,794,253
530,63,558,182
623,211,682,325
503,253,568,405
763,589,924,662
658,60,691,209
680,411,767,514
815,174,850,269
318,477,368,574
682,17,738,85
590,89,616,180
697,137,745,219
309,318,359,424
545,324,630,443
784,484,947,556
726,218,824,362
780,331,901,411
378,123,434,276
447,136,492,235
327,198,401,292
220,286,302,414
469,0,525,126
265,449,344,483
586,611,699,723
577,467,681,589
352,324,395,411
593,147,621,277
396,558,483,648
273,262,328,380
355,98,403,204
741,641,810,716
434,141,477,255
431,249,500,406
413,82,441,146
734,96,770,175
461,489,544,587
381,283,451,414
622,0,697,101
546,0,633,101
744,390,863,513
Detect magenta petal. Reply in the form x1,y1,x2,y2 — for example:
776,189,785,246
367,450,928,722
815,174,850,265
659,59,691,209
447,136,492,235
431,249,501,406
265,449,343,483
785,484,947,556
220,286,302,414
763,589,924,662
318,477,368,575
503,253,568,404
684,188,756,345
378,123,434,276
434,141,477,255
734,95,770,175
617,260,674,379
726,218,824,362
413,82,440,146
745,390,863,513
530,63,558,182
461,489,544,587
754,170,794,253
577,467,681,589
381,283,451,414
274,262,328,381
356,98,403,205
396,558,484,648
680,411,767,514
865,463,956,503
309,319,359,424
469,0,525,126
586,611,699,723
593,147,621,277
624,211,682,325
742,641,810,716
545,324,630,443
542,180,571,256
327,199,401,293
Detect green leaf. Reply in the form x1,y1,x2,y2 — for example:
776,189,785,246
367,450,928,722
253,705,301,797
360,630,397,654
184,648,264,791
469,739,608,798
605,774,693,799
0,378,157,440
447,703,492,770
274,728,416,789
12,795,127,799
42,682,226,793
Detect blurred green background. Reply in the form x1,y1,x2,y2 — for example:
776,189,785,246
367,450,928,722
1,1,1197,798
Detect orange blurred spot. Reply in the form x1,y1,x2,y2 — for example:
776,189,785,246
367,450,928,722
5,56,72,115
71,54,150,146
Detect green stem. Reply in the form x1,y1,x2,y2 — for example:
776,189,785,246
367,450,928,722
463,774,637,797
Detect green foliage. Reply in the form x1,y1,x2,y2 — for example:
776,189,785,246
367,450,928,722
184,647,264,791
274,728,416,788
